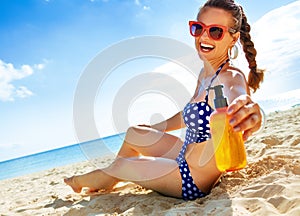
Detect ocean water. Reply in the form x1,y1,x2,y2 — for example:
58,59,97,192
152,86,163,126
0,134,125,180
1,89,300,181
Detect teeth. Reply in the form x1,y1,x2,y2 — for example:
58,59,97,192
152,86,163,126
201,43,214,49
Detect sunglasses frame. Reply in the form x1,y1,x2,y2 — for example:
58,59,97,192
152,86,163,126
189,21,236,41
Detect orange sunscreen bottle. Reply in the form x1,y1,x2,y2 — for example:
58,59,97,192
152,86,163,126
208,85,247,172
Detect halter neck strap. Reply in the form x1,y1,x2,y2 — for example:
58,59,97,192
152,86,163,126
205,59,229,102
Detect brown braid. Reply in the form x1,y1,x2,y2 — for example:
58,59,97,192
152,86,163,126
198,0,264,92
239,6,264,92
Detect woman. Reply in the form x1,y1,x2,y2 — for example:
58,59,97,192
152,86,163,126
65,0,264,200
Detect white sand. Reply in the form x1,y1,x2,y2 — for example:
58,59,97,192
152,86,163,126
1,107,300,215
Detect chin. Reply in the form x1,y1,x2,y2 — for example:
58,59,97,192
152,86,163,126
198,52,210,62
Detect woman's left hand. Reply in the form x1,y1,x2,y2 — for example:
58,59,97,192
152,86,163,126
227,94,263,141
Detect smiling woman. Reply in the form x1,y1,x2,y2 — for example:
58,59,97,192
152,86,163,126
0,0,298,178
64,0,264,201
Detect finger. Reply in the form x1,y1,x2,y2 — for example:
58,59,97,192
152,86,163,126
233,113,261,133
243,129,255,141
231,100,262,128
227,94,251,115
229,102,255,128
243,123,258,141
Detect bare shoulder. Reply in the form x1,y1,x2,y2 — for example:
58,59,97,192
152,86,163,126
220,66,247,84
216,66,249,102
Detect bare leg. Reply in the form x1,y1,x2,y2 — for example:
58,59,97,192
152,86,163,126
117,126,183,159
65,156,182,198
65,126,183,194
108,157,182,198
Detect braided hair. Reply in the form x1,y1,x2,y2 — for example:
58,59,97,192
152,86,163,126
198,0,264,92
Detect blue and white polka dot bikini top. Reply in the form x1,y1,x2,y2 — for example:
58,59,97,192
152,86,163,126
182,99,213,144
183,59,229,145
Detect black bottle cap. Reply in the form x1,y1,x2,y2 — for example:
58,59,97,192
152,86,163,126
207,85,228,108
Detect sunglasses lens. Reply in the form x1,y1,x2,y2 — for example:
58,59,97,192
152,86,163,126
209,27,224,40
189,22,226,40
191,24,203,36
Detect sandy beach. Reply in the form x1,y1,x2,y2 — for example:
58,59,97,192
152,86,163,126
1,107,300,216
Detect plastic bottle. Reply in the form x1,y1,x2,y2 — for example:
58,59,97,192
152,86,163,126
208,85,247,172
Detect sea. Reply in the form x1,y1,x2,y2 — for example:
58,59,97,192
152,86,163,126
0,133,127,181
1,89,300,181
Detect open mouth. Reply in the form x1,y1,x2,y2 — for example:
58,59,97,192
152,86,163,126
200,43,215,52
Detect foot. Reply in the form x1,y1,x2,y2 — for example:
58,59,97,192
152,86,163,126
64,176,82,193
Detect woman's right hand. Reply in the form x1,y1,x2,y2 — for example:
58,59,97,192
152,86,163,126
227,94,264,140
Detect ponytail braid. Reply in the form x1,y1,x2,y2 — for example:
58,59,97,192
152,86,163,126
239,6,264,92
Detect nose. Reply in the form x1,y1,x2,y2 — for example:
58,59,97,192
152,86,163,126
201,29,210,39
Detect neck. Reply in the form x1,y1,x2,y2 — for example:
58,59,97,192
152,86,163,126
202,56,229,76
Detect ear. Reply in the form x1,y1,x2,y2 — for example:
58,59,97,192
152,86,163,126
231,32,240,46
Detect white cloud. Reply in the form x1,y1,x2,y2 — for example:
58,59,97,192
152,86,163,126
16,86,34,98
250,0,300,98
0,59,41,101
33,59,48,70
135,0,151,11
143,6,150,11
135,0,141,6
34,63,45,70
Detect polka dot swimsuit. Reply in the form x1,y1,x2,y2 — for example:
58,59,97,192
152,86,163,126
176,60,229,200
176,99,213,200
179,159,207,200
176,100,213,165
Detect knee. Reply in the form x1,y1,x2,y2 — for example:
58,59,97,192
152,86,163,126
126,126,137,135
126,125,149,137
125,126,139,144
125,125,152,144
125,126,137,139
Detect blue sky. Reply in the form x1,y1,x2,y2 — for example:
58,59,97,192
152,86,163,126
0,0,298,161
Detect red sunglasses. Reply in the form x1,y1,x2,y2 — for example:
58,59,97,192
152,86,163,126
189,21,236,41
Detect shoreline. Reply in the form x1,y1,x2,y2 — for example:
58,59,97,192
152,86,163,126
1,107,300,215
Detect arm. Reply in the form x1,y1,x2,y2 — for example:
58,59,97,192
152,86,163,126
216,69,262,141
151,111,185,132
140,111,185,132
